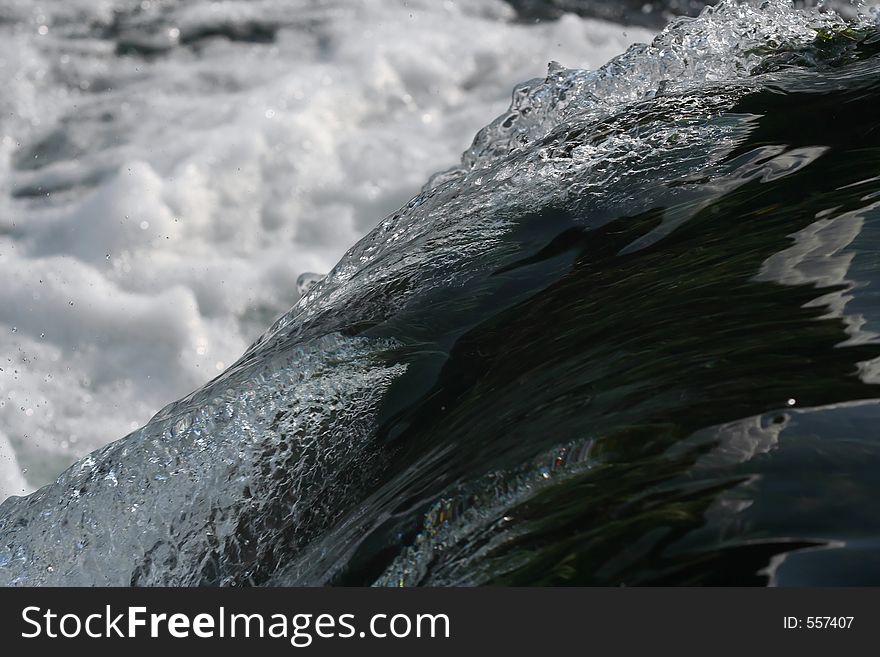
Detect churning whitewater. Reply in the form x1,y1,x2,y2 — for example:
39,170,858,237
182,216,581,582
0,0,650,498
4,0,880,586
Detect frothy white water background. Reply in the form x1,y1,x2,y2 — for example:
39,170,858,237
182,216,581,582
0,0,652,497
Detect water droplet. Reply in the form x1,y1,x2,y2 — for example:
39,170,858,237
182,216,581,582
296,272,324,296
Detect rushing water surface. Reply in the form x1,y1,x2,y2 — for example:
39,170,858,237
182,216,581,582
506,0,717,26
0,0,650,496
3,0,880,586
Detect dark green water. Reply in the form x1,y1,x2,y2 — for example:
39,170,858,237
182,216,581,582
5,8,880,588
305,35,880,586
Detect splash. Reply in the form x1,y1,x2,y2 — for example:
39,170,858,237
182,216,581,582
2,1,880,586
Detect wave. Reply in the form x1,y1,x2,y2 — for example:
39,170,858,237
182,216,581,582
3,0,880,586
0,0,649,494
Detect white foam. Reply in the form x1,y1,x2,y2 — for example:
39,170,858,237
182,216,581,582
0,0,653,495
0,430,28,501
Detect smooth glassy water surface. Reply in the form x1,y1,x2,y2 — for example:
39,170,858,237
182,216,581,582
2,0,880,586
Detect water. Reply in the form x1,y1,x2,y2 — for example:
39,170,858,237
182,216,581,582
0,0,650,497
505,0,717,27
3,0,880,586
